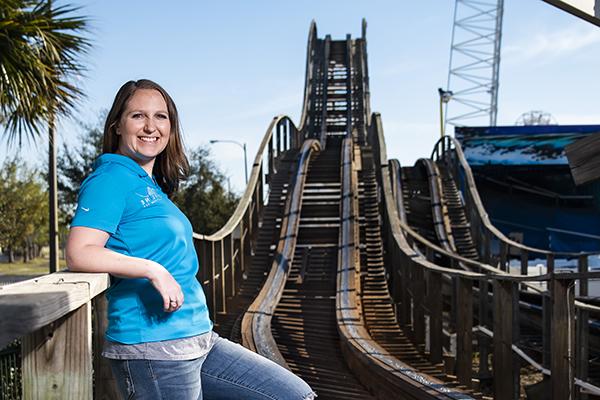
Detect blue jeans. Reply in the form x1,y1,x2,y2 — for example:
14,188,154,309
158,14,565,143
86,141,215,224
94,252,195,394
109,336,316,400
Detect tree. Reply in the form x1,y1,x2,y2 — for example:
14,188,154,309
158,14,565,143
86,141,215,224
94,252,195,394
170,147,238,235
0,158,48,262
57,114,104,222
0,0,91,272
0,0,90,142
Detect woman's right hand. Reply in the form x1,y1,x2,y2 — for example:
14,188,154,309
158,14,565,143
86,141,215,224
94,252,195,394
145,261,184,313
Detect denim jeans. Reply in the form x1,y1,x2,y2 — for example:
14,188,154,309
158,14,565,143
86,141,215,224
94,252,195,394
109,336,316,400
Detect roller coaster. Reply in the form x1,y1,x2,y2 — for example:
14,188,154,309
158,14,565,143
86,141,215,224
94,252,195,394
1,20,600,400
195,21,600,399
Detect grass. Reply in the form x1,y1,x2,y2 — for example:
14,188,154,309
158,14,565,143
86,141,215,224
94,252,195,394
0,257,67,276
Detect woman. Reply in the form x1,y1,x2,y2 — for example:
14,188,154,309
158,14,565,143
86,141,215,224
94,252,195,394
66,79,316,400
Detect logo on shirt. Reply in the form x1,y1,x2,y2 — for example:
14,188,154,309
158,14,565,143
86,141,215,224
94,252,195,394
135,186,163,208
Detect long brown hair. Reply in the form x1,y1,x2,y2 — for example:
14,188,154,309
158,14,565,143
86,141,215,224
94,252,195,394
103,79,189,195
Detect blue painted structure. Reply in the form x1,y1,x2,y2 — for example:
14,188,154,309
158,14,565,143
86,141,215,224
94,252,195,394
455,125,600,253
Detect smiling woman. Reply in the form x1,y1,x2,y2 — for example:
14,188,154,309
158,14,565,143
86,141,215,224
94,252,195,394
115,89,171,175
65,79,315,400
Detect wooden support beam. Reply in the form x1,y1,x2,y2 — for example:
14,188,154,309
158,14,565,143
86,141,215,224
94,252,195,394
413,264,425,346
478,278,491,378
428,271,443,364
576,255,589,400
22,302,93,400
456,277,473,387
551,278,575,400
493,280,517,400
92,296,120,400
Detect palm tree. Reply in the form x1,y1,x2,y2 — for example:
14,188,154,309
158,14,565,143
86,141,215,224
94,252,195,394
0,0,90,272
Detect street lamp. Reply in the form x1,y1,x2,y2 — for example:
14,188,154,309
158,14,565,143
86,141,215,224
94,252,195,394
438,88,453,138
209,139,248,185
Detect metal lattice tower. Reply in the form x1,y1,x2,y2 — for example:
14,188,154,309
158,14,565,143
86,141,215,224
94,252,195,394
445,0,504,129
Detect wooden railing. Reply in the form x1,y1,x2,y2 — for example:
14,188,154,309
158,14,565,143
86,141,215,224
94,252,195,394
369,112,600,400
431,135,600,274
0,272,115,399
193,115,301,325
335,138,470,399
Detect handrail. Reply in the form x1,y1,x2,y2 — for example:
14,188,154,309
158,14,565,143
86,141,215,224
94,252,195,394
318,36,330,150
431,135,600,258
297,20,318,134
241,139,321,369
0,271,117,397
335,138,470,399
417,158,458,255
0,272,110,349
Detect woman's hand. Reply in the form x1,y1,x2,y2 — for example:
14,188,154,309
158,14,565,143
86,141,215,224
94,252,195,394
145,261,185,312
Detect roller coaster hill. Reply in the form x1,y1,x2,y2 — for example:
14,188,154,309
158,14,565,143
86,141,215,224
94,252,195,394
2,20,600,400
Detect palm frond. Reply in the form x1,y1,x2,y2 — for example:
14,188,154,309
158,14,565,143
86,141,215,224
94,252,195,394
0,0,91,145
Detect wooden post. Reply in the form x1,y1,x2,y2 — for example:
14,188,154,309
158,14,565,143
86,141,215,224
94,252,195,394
399,257,411,326
542,292,552,370
478,278,491,378
276,123,282,155
543,254,554,371
483,230,491,265
493,280,517,400
208,241,217,323
413,264,425,346
428,271,443,364
547,253,555,274
520,249,528,291
22,303,93,400
576,256,589,400
92,296,120,400
268,137,274,184
224,236,233,309
499,242,508,272
215,240,225,315
242,211,252,276
456,277,473,387
551,277,575,400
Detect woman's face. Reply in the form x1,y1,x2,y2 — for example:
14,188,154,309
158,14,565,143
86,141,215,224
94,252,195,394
117,89,171,173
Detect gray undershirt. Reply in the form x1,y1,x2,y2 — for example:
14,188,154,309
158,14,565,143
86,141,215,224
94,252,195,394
102,330,217,361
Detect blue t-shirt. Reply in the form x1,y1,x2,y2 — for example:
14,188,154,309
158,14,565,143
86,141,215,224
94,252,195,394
71,153,212,344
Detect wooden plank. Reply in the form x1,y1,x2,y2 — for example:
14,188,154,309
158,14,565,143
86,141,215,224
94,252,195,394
478,278,491,377
22,302,93,400
456,277,473,387
576,307,589,400
542,292,552,370
0,272,110,349
412,264,425,345
551,278,575,400
428,271,443,364
493,280,517,400
565,132,600,185
576,255,590,400
92,295,121,400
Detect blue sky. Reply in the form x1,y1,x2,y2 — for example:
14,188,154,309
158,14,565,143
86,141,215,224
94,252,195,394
2,1,600,192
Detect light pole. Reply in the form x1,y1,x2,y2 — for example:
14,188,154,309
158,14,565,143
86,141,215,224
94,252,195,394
209,139,248,185
438,88,453,138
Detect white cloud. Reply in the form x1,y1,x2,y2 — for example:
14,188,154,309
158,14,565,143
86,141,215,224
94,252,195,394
503,25,600,65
